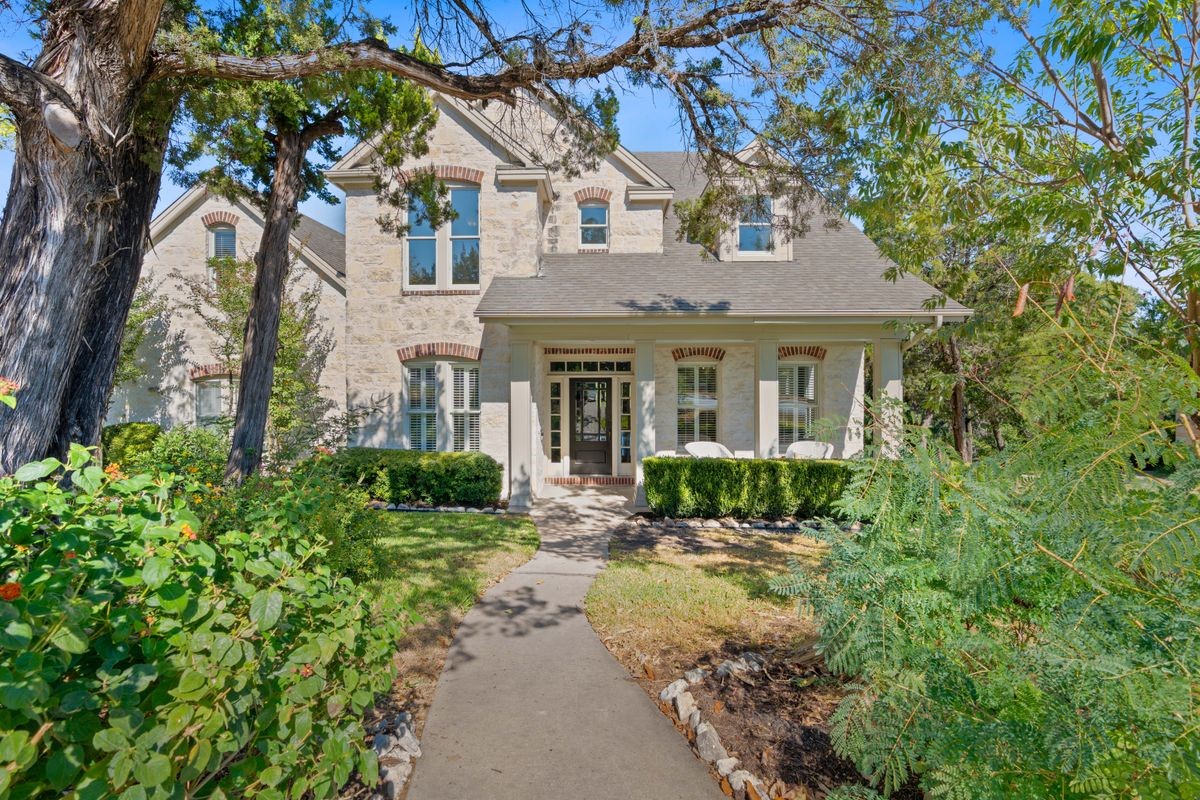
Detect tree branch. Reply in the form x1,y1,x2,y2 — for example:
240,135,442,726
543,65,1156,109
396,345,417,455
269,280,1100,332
0,54,71,120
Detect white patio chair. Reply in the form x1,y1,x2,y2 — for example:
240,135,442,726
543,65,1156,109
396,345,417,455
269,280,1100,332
784,441,834,460
683,441,735,459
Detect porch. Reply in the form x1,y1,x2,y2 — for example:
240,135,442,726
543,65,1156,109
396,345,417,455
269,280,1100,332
504,322,907,510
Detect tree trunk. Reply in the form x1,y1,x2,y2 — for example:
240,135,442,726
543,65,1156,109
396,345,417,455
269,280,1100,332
991,419,1006,452
0,0,168,472
224,128,307,481
946,334,972,463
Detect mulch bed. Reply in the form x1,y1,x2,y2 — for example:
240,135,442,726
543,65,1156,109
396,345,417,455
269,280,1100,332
675,641,920,799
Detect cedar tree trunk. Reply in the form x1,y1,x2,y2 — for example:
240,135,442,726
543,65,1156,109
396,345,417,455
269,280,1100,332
945,333,972,463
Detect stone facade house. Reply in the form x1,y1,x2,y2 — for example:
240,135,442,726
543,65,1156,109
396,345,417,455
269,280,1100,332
113,95,970,508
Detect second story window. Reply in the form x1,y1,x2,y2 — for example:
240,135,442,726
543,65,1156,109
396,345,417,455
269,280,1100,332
580,203,608,248
405,186,481,290
737,197,773,253
209,225,237,260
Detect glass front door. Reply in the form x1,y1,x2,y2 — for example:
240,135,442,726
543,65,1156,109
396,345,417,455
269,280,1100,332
569,378,612,475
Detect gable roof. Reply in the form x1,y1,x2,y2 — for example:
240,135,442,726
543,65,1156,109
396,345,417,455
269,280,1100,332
477,150,971,321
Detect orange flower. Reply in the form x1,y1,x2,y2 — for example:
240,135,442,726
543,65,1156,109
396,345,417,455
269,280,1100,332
0,378,19,396
64,551,77,560
180,524,197,541
299,664,314,678
0,583,21,601
104,462,126,480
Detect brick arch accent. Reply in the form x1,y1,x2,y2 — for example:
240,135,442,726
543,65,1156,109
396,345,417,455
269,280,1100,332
573,186,613,204
201,211,240,228
190,363,237,381
672,346,725,362
396,342,482,362
398,165,485,184
779,345,827,360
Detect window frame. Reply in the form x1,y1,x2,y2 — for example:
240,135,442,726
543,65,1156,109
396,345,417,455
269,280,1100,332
404,359,483,452
578,202,609,249
736,196,774,255
676,362,719,449
402,184,482,292
194,375,235,428
451,364,482,452
778,361,819,446
207,224,238,287
407,364,439,452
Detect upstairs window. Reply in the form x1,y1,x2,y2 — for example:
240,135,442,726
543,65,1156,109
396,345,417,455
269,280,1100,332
677,364,718,448
209,225,237,260
405,186,481,290
779,363,818,445
737,197,773,253
579,203,608,248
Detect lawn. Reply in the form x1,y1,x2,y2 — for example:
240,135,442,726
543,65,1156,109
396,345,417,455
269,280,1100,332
585,522,823,677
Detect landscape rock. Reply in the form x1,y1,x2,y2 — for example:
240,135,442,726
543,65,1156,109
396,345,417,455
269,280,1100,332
378,759,413,799
386,503,397,511
659,678,688,703
674,690,697,722
393,723,421,757
716,757,740,777
729,770,754,799
688,709,702,730
694,721,729,763
703,519,722,529
684,667,708,684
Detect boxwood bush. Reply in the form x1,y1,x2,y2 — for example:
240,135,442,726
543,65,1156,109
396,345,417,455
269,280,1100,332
643,456,851,519
0,446,407,798
329,448,503,508
101,421,163,466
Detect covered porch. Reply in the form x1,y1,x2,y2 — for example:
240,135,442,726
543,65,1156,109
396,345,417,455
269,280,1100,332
501,320,907,510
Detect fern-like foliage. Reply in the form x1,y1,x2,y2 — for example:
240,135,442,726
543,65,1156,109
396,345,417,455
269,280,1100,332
773,308,1200,800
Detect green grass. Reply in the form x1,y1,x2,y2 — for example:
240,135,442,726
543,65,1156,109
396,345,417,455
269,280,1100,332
364,512,539,618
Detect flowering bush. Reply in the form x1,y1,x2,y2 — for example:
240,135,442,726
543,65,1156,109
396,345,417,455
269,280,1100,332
126,425,229,487
0,445,408,797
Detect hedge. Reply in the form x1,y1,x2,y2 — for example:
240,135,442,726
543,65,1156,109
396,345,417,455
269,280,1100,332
643,456,852,519
100,421,162,465
329,448,503,508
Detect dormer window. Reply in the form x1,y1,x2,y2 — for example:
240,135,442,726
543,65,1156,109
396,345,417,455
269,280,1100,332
737,197,773,253
580,202,609,248
405,185,481,290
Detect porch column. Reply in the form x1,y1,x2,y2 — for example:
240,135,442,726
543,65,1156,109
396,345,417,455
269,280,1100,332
756,340,780,458
509,339,534,510
633,340,656,509
872,338,904,457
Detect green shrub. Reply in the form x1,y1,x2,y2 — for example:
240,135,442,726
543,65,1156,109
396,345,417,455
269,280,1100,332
0,445,408,798
642,456,851,518
101,421,162,465
126,425,229,486
329,448,503,508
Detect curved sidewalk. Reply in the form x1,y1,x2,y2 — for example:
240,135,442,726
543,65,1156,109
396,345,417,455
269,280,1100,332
405,486,725,800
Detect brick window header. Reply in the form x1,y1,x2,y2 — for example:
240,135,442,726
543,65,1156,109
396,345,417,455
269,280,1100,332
573,186,613,204
190,363,237,381
201,211,240,228
779,345,826,361
398,164,485,185
396,341,482,362
672,346,725,362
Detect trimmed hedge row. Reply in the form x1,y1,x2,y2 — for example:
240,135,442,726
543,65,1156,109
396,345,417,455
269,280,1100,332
643,456,852,519
101,421,163,465
329,447,503,508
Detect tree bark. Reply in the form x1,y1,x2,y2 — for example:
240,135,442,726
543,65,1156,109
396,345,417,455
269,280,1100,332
946,334,972,463
0,1,169,471
224,128,308,481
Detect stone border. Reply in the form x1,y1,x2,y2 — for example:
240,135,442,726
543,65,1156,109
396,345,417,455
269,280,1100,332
368,711,421,799
368,501,517,515
658,653,774,800
629,515,814,532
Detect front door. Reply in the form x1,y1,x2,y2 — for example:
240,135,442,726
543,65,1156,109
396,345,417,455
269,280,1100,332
569,378,612,475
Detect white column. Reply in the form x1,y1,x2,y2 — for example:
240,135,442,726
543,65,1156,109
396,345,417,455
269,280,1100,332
756,340,779,458
509,340,534,510
873,338,904,456
633,340,656,509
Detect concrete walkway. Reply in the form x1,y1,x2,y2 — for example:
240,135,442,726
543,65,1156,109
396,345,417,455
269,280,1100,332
405,486,725,800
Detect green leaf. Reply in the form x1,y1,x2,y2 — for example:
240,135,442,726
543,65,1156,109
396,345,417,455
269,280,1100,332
48,622,89,654
249,589,283,631
67,443,92,470
13,458,59,482
172,670,208,701
141,557,171,589
133,753,172,787
0,619,32,649
92,728,129,753
46,744,84,790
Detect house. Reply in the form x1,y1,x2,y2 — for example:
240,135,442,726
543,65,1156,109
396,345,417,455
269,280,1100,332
113,94,970,509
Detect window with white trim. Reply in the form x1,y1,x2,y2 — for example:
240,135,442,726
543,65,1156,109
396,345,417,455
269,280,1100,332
779,363,818,445
579,203,608,247
452,366,481,452
209,225,237,259
677,364,718,448
405,186,480,289
737,196,773,253
408,365,438,451
194,377,234,428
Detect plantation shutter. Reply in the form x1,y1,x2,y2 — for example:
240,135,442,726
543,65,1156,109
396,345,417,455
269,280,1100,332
677,364,719,448
408,366,438,451
452,366,481,452
778,363,818,446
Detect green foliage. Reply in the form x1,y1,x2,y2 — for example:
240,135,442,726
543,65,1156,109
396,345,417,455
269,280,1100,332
0,445,408,798
126,426,230,487
328,448,503,508
101,422,163,466
773,309,1200,799
643,456,851,519
114,282,171,389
